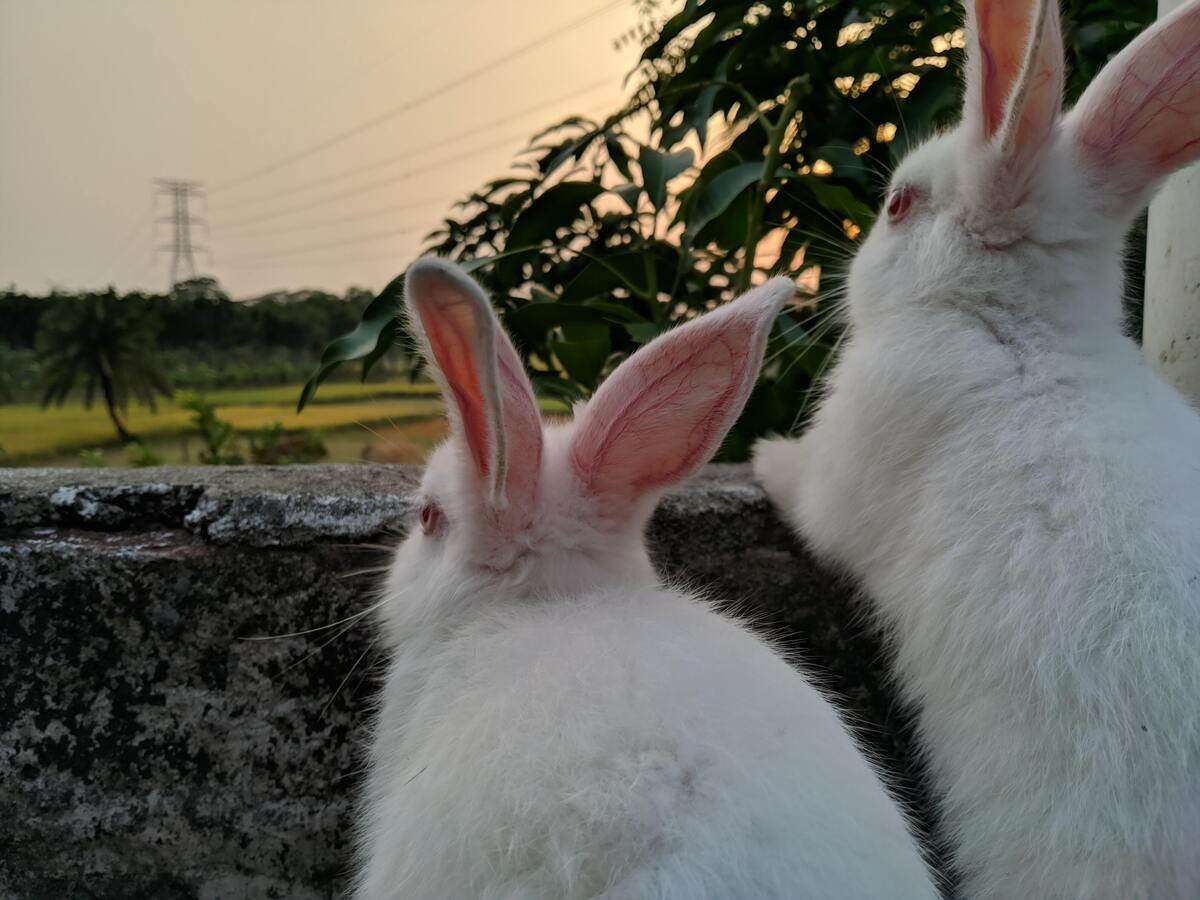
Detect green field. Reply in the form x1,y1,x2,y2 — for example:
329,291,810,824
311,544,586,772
0,379,567,467
0,380,450,466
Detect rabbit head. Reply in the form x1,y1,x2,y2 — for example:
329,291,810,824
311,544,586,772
382,258,791,638
850,0,1200,337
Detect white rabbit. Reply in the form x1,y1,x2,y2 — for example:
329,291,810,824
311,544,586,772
353,258,938,900
754,1,1200,897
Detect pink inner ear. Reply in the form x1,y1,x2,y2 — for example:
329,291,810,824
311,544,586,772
417,293,491,479
1071,2,1200,197
569,279,788,515
974,0,1040,139
493,334,543,529
573,333,746,494
1008,2,1063,160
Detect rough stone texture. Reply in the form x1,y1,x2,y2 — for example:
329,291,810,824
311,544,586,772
0,465,939,899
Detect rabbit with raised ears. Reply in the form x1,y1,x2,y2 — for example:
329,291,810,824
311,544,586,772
754,1,1200,897
353,258,938,900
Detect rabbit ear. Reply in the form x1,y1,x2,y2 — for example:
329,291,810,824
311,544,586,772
568,277,793,522
405,258,542,530
963,0,1064,192
1065,0,1200,211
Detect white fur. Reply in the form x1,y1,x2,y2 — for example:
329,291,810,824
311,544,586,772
354,267,937,899
754,3,1200,897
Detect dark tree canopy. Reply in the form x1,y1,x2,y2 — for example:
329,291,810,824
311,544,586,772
36,292,172,442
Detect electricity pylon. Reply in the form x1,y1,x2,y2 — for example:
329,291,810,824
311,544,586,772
154,178,207,289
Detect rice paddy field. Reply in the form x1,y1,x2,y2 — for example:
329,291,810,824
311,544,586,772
0,380,451,467
0,379,568,467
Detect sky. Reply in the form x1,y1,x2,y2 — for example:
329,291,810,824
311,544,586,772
0,0,647,299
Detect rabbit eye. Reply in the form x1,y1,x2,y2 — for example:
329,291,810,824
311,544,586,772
886,185,917,223
419,501,443,536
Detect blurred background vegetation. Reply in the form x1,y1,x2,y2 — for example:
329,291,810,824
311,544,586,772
1,0,1154,467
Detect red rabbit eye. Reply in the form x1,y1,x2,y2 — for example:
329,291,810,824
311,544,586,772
419,501,442,535
887,185,916,223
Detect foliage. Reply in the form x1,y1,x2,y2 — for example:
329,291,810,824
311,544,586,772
176,391,244,465
78,448,107,468
171,393,329,466
0,385,443,462
126,443,165,468
0,344,40,402
248,422,328,465
36,291,172,443
301,0,1153,456
0,342,21,402
0,282,377,405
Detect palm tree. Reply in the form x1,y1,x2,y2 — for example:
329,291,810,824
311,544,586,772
37,291,171,443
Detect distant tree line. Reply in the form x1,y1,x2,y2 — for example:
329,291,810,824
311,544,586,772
0,278,377,403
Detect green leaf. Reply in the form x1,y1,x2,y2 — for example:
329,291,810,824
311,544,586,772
611,183,641,214
639,146,695,210
536,124,603,177
550,323,610,389
673,150,738,227
503,301,611,351
582,300,648,323
498,181,607,281
317,273,403,367
686,55,732,146
771,313,836,378
640,0,698,60
458,245,545,274
789,173,876,226
360,317,401,381
561,252,651,302
623,321,663,344
509,181,606,248
531,373,585,405
683,161,763,240
811,141,867,185
297,272,404,411
605,133,633,180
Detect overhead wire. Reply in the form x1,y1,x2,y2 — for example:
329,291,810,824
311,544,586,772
210,93,615,238
95,215,154,286
224,19,445,154
220,225,424,265
208,0,626,195
209,129,532,231
214,196,452,240
225,248,420,270
209,75,619,212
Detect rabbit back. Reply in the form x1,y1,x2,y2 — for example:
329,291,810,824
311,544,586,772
354,586,937,900
763,320,1200,898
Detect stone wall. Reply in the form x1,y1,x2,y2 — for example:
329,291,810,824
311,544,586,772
0,465,939,898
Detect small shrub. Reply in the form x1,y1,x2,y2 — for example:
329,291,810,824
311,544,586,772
78,448,107,467
127,443,164,468
249,422,327,465
176,391,243,465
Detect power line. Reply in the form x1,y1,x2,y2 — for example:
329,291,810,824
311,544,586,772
210,94,614,233
95,215,152,286
214,196,454,241
227,22,444,154
210,76,619,211
225,248,419,270
208,0,626,194
209,128,535,230
219,225,423,265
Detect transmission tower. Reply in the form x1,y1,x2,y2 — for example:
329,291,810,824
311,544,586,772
154,178,208,288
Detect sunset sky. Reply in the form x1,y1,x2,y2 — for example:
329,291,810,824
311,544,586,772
0,1,646,298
